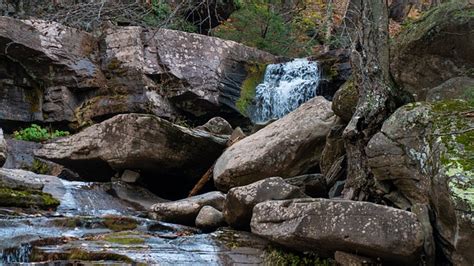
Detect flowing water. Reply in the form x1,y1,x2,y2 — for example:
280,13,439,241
249,58,321,123
0,177,269,265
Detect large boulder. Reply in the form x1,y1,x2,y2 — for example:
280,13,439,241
251,198,424,264
213,96,338,191
426,76,474,103
391,1,474,100
150,191,225,225
366,100,473,265
35,113,227,198
0,128,6,166
223,177,307,229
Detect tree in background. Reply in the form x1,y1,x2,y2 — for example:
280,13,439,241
213,0,324,56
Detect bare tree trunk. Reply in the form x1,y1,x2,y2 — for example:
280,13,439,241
323,0,334,52
342,0,406,201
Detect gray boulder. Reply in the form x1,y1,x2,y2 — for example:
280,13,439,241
0,128,6,166
366,100,473,265
426,76,474,102
150,191,226,225
214,96,338,191
223,177,307,229
251,198,424,264
35,114,227,194
195,205,226,231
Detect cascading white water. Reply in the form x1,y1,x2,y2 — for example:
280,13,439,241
249,58,321,123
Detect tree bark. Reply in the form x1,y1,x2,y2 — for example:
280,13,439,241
342,0,406,201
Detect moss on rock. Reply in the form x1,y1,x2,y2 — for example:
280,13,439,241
236,63,267,116
0,187,60,210
430,100,474,209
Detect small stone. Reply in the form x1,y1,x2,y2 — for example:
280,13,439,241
195,206,225,231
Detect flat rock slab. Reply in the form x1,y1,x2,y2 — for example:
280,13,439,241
0,168,45,190
251,198,424,264
35,114,227,187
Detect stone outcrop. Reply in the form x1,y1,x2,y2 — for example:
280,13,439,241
251,198,424,264
223,177,307,229
0,128,6,166
150,191,225,225
213,96,338,191
366,100,473,265
35,114,227,197
102,26,277,123
391,1,474,100
0,17,277,129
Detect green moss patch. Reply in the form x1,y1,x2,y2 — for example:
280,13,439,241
0,187,60,210
236,63,267,116
103,216,138,232
430,99,474,209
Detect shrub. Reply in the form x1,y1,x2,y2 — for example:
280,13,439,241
14,124,70,142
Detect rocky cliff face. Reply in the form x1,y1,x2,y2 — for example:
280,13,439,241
0,17,278,131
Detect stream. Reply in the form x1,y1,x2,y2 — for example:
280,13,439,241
0,178,269,265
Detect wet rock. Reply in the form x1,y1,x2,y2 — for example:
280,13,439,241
284,174,328,198
195,117,233,135
310,49,352,99
214,97,338,191
195,205,225,231
120,170,140,183
224,177,307,229
150,191,225,225
251,198,424,264
0,128,6,166
320,124,346,176
391,1,474,100
109,181,166,210
35,114,227,196
0,169,60,210
334,251,376,266
0,168,44,190
366,100,473,265
325,155,347,188
426,76,474,102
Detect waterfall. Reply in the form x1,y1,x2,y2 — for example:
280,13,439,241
249,58,321,123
